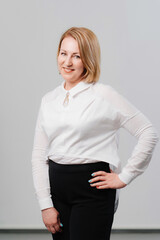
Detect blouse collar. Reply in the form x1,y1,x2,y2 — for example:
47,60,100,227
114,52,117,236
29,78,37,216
61,80,93,97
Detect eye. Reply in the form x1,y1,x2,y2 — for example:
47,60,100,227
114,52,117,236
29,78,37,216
60,52,66,56
74,55,80,59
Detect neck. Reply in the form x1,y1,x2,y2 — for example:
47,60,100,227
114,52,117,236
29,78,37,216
64,80,82,90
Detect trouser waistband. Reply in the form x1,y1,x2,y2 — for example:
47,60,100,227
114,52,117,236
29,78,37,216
48,159,110,173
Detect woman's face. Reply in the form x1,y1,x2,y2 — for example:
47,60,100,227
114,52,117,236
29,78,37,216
58,36,84,85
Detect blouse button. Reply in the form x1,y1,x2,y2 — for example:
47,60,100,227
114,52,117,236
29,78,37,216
63,92,70,107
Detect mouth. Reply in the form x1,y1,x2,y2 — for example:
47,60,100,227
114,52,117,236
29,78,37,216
63,67,75,73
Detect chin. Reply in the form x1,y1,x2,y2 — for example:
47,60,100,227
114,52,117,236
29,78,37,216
62,75,80,82
62,75,74,81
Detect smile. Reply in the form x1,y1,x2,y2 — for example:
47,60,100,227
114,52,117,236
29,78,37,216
63,68,74,73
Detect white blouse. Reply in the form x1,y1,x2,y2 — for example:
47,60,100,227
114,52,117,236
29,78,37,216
31,80,159,211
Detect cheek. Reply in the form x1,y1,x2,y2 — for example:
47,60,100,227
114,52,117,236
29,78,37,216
57,56,63,66
76,61,84,72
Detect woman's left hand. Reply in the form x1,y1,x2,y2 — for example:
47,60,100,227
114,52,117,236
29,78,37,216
89,169,127,189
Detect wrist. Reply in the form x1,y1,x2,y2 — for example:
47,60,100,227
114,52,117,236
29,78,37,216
41,207,54,212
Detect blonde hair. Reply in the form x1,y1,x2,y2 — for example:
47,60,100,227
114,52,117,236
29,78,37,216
57,27,101,83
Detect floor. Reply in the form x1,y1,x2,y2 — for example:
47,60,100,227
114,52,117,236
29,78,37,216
0,232,160,240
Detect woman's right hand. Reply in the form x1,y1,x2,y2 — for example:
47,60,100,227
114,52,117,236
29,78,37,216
41,207,62,234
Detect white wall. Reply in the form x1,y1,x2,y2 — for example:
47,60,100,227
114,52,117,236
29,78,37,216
0,0,160,229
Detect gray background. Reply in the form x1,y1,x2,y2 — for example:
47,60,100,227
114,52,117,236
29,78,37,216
0,0,160,229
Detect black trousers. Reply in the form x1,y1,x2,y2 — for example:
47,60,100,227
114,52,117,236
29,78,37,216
49,159,116,240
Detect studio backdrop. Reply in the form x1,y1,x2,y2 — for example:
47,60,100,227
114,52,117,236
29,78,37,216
0,0,160,229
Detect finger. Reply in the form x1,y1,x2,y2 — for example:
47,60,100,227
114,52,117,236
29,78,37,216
50,226,56,234
91,171,107,176
96,184,110,189
53,222,62,233
55,215,62,232
89,176,106,183
57,219,63,232
46,225,56,234
90,180,106,187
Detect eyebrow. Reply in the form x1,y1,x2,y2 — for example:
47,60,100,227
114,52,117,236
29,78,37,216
60,49,80,54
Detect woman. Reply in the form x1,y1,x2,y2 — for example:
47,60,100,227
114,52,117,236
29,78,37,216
31,27,159,240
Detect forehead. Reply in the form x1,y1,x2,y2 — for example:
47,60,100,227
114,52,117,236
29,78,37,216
60,36,80,53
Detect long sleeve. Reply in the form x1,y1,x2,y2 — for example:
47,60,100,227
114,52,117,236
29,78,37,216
31,97,54,210
118,111,159,184
105,85,159,185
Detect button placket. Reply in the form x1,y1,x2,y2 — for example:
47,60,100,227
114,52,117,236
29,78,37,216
63,91,70,107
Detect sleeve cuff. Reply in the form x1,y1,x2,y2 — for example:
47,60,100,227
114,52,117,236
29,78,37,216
39,197,54,211
118,171,135,185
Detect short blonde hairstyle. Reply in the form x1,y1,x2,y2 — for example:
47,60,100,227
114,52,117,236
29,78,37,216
57,27,101,83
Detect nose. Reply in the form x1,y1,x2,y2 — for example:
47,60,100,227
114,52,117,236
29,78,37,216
65,56,73,67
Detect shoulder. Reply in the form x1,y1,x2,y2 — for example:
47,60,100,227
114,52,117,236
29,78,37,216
92,81,120,100
92,81,139,115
